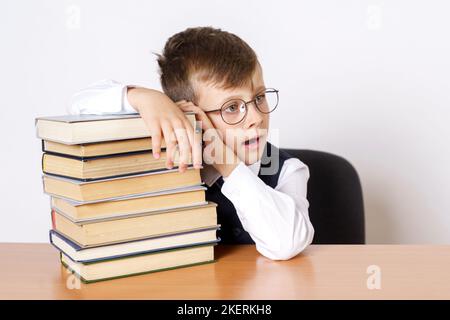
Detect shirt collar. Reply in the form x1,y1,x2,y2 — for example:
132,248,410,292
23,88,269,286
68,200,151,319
201,160,261,187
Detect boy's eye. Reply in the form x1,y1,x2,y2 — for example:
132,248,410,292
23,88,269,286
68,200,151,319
256,94,266,104
224,102,241,113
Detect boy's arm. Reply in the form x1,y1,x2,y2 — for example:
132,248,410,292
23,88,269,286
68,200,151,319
69,79,137,115
68,79,202,171
221,158,315,261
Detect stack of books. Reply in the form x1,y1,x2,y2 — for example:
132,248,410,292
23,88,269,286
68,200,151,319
35,113,219,283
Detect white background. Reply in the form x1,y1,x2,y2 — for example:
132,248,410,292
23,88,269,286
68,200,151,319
1,0,449,243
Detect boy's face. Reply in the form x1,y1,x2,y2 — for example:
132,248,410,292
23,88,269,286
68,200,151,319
195,63,269,165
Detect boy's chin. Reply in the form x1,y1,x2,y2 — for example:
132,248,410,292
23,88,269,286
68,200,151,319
239,141,266,165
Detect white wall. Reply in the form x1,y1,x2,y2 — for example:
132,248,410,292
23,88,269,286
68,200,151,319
1,0,449,243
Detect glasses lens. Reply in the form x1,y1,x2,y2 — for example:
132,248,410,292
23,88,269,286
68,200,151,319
255,89,279,113
221,100,246,124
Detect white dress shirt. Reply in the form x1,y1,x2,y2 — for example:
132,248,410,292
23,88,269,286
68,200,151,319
69,80,315,260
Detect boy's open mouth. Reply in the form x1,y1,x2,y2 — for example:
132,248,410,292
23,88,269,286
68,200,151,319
243,136,261,149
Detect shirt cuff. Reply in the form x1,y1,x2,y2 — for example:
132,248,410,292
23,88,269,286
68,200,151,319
122,85,139,113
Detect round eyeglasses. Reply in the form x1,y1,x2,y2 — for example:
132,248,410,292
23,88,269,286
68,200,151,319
204,88,279,125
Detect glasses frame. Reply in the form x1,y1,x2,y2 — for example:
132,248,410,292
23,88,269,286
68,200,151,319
204,88,279,125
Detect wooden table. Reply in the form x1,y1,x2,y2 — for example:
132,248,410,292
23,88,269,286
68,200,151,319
1,243,450,299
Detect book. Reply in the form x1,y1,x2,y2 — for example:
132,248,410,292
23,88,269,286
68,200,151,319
35,112,196,145
37,112,219,284
42,167,202,202
61,243,216,283
50,185,207,222
42,149,190,181
52,202,218,246
42,138,165,158
50,228,220,263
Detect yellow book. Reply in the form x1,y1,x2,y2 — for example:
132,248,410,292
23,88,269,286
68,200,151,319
51,185,207,222
42,138,166,158
42,150,190,181
43,167,202,202
52,202,218,246
35,112,196,145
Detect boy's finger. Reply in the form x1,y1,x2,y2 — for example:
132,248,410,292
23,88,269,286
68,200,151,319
178,104,195,113
174,127,190,173
183,118,202,169
194,108,214,131
177,105,208,164
193,120,203,169
150,128,162,159
182,117,194,147
142,117,162,159
161,124,176,169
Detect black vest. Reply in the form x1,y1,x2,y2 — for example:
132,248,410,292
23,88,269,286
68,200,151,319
205,142,292,244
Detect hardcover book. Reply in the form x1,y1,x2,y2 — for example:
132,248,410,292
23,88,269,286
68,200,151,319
50,228,220,263
35,112,197,144
42,137,166,158
50,185,207,222
42,167,202,202
61,242,216,283
42,149,189,181
52,202,218,246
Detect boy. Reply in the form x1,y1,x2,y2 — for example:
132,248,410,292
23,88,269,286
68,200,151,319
70,26,314,260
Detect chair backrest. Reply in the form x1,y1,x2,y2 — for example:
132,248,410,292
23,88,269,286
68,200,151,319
281,149,365,244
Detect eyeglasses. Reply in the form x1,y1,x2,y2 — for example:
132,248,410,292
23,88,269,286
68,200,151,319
204,88,279,125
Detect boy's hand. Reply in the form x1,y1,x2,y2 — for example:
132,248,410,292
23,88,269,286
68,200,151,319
177,100,240,178
127,87,202,172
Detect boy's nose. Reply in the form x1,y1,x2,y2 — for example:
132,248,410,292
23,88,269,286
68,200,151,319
243,102,264,129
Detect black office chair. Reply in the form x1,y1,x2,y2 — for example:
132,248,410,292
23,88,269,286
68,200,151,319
281,149,365,244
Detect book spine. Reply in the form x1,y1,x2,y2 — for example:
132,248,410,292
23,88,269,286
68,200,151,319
51,209,56,230
42,164,194,182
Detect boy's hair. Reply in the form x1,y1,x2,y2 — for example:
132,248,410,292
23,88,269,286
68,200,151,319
156,26,258,104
